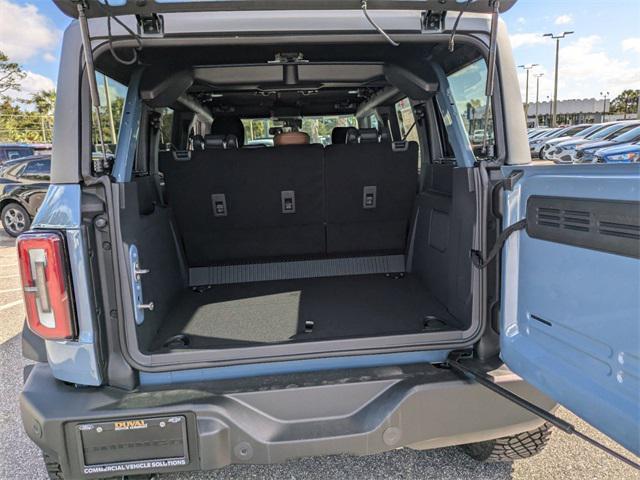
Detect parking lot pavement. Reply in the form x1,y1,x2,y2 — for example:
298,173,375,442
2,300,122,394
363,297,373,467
0,229,637,479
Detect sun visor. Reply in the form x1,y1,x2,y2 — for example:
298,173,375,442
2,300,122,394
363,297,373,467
140,69,194,108
384,64,439,100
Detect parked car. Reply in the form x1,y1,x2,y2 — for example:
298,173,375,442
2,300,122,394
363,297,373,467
17,2,638,479
538,123,606,160
549,120,640,164
594,142,640,163
527,128,551,139
0,143,35,164
574,125,640,163
532,124,594,158
528,126,577,158
0,155,50,236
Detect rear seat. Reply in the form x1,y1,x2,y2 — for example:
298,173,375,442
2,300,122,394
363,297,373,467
165,134,325,266
325,128,418,255
162,128,418,266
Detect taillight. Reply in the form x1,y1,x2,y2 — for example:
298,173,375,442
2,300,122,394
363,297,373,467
17,232,76,341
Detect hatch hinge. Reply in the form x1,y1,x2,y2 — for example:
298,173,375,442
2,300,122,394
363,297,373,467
421,11,446,32
447,355,640,471
136,13,164,37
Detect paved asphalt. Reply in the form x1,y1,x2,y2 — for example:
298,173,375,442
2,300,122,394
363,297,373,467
0,229,637,480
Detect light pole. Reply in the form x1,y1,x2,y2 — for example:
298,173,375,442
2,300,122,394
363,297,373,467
534,73,544,127
600,91,610,122
546,95,551,126
518,64,539,121
543,31,574,127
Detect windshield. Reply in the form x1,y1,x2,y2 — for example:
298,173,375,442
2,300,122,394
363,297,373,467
577,124,604,138
591,123,631,140
558,125,588,137
612,126,640,142
242,115,357,146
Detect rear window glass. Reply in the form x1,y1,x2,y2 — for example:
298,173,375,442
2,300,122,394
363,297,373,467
160,108,174,149
447,59,495,148
395,98,419,144
93,73,127,154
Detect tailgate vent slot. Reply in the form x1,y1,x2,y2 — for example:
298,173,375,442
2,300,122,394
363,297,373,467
536,207,590,232
526,196,640,259
598,221,640,240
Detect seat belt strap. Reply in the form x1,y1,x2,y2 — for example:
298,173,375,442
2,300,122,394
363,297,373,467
471,218,526,269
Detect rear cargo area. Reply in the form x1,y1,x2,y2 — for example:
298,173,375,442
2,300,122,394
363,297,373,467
107,44,484,360
151,273,459,351
120,149,478,356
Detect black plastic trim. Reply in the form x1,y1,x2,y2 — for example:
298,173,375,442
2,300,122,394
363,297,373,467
526,196,640,259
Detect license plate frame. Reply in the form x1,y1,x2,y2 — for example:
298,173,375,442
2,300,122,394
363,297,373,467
77,415,189,476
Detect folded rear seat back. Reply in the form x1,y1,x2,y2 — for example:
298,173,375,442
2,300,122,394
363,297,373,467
324,128,418,255
165,135,325,266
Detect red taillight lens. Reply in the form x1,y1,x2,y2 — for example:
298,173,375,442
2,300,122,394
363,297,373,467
17,232,76,341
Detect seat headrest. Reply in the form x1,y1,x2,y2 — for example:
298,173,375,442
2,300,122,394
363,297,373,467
211,116,245,147
192,134,205,151
331,126,358,144
358,128,389,144
358,128,380,143
274,131,310,146
378,127,391,143
204,134,239,149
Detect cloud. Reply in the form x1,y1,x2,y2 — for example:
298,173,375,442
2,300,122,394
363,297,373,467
42,53,57,63
509,32,550,49
555,35,640,99
517,65,553,104
0,0,62,63
3,70,56,104
622,37,640,54
516,17,526,24
554,14,573,25
513,35,640,101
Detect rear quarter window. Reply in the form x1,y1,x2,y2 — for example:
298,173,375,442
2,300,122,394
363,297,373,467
447,59,495,149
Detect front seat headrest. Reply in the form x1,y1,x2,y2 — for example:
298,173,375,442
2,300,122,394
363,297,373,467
211,116,245,147
378,126,391,143
274,131,310,146
331,126,358,144
358,128,380,143
204,134,239,149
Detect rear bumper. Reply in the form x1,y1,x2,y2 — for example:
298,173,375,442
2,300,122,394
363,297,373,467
21,362,555,480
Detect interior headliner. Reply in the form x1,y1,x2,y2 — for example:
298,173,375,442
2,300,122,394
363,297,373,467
96,41,482,117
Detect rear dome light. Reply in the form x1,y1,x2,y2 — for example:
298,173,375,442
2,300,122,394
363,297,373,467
17,232,77,341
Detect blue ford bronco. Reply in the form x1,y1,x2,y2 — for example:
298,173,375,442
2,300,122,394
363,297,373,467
17,1,639,478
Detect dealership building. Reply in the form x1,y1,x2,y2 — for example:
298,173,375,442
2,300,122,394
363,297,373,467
525,98,633,126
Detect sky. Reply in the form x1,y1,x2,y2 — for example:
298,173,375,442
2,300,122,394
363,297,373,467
1,0,639,105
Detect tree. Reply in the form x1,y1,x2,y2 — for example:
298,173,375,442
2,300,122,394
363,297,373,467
610,89,639,119
0,51,25,98
24,89,56,116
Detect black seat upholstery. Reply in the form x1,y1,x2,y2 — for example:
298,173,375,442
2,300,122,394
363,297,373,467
325,129,418,255
204,133,239,149
165,143,325,266
210,116,245,147
331,126,358,144
161,128,418,266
